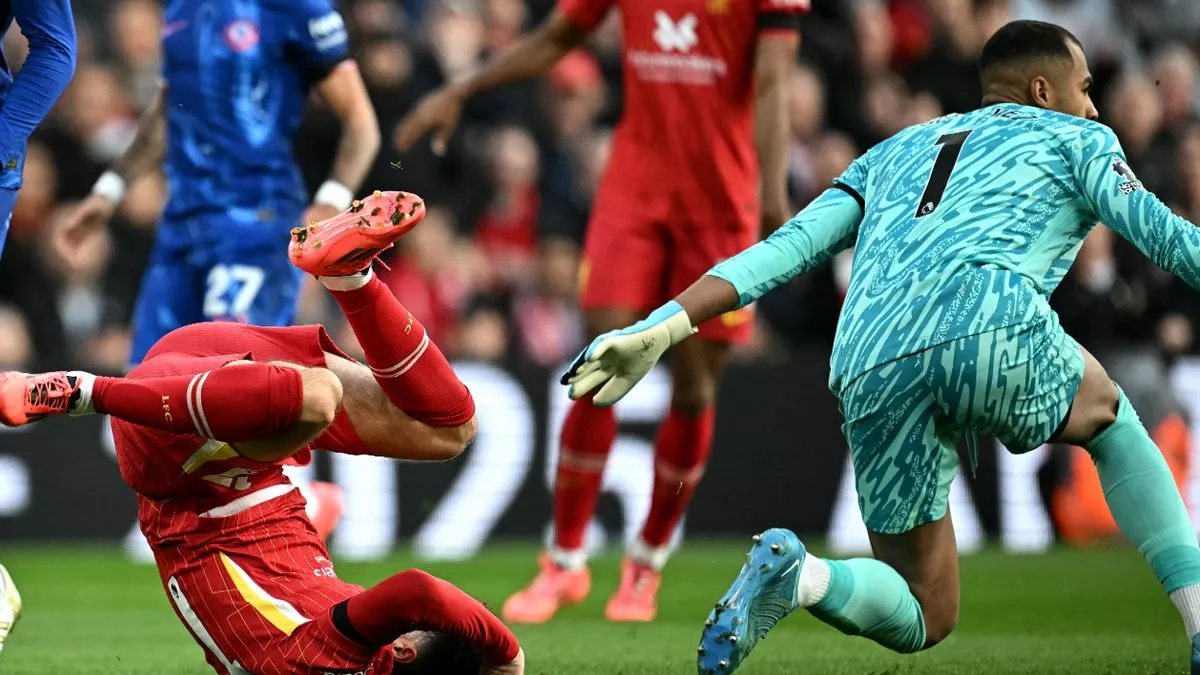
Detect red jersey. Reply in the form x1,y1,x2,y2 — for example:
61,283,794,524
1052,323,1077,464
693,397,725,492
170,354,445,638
112,322,365,547
559,0,808,228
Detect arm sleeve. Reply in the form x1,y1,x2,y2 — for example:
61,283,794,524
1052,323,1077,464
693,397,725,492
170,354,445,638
558,0,616,32
285,0,350,84
708,183,864,308
757,0,808,34
1074,127,1200,291
1,0,76,146
371,570,521,665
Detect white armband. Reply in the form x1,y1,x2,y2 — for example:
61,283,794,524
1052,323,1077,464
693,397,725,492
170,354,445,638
313,180,354,210
91,171,127,207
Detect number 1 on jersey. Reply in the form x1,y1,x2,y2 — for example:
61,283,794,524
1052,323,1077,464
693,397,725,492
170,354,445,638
916,130,973,219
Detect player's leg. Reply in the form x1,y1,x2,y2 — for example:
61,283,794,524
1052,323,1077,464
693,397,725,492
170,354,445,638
0,355,343,461
614,217,757,623
128,239,208,365
0,563,20,658
698,355,945,673
606,335,728,622
504,212,668,624
1055,347,1200,667
290,192,473,428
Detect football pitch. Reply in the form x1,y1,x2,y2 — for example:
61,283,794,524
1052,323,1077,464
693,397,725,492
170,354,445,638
0,542,1187,674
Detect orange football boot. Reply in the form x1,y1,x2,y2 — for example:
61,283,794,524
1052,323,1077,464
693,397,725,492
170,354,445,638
604,558,661,622
502,554,591,624
288,190,426,277
0,371,77,427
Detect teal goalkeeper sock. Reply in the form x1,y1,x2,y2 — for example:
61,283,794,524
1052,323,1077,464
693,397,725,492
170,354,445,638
805,557,927,653
1084,389,1200,596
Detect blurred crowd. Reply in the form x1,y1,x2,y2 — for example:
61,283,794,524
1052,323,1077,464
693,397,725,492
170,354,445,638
1,0,1199,376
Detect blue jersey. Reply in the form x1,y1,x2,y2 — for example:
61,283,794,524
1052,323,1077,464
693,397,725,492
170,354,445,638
0,0,75,190
159,0,348,231
710,103,1200,388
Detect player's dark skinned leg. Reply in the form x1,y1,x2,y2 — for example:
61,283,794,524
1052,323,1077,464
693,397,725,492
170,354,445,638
1055,347,1200,660
861,350,1132,650
867,511,961,648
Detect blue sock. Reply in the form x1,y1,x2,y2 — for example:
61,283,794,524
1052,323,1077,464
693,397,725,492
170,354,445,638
804,557,927,653
1085,389,1200,637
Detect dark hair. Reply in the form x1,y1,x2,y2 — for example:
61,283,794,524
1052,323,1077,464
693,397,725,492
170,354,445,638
391,632,484,675
979,20,1082,75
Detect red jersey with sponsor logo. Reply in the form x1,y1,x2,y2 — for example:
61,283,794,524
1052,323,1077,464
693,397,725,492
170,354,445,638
559,0,808,228
111,322,366,546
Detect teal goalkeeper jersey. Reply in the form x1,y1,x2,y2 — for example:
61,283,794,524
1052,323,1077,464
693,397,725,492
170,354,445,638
710,102,1200,389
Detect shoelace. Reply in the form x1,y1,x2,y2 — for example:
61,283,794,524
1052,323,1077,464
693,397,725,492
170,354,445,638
26,373,72,414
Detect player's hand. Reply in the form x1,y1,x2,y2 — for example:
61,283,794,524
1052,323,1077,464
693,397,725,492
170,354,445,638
302,203,343,227
394,85,466,156
56,193,116,272
562,301,697,406
482,647,525,675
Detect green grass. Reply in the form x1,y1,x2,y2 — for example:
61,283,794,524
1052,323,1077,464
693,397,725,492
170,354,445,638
0,543,1189,674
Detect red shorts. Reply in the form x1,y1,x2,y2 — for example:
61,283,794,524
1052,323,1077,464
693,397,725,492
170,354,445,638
153,490,392,675
578,208,757,343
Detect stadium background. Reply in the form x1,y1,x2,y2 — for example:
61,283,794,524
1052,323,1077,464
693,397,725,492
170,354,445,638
1,0,1200,566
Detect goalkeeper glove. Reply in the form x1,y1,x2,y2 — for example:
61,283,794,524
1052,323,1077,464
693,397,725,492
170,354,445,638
561,301,697,406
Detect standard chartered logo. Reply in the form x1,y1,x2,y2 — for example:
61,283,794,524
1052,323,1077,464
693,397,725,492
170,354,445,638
653,11,698,53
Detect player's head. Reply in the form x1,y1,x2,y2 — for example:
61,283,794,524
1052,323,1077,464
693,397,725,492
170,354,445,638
390,630,484,675
979,20,1098,121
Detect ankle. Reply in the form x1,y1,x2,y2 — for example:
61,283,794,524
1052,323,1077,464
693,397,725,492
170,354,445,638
67,371,97,416
321,267,374,292
627,537,671,572
549,546,587,571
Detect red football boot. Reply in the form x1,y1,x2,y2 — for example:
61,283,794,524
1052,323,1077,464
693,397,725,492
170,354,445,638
0,371,78,427
288,190,426,277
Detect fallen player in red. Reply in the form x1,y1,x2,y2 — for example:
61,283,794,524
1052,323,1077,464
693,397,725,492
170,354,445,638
0,192,525,675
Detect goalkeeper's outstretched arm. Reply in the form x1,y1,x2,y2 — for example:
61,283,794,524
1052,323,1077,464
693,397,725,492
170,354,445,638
1077,127,1200,289
676,185,865,327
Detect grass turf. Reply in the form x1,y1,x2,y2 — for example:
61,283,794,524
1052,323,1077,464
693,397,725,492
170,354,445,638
0,542,1188,674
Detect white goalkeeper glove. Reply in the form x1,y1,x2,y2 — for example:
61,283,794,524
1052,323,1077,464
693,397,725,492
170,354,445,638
561,301,697,406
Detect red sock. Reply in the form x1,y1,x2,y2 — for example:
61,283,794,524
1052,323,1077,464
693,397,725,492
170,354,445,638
640,406,716,547
554,395,617,551
338,569,520,665
330,275,474,426
92,364,303,442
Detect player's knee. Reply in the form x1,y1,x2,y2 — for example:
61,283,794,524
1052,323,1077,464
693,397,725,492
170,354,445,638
299,367,344,430
919,595,959,649
671,379,717,415
427,416,477,461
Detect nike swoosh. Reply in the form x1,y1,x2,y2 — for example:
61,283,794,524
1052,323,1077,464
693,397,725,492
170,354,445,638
162,20,189,38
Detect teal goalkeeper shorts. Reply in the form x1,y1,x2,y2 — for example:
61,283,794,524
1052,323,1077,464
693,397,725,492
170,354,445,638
834,313,1086,535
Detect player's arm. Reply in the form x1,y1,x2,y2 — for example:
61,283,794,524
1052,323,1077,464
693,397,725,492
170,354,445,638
291,0,380,218
1076,130,1200,290
564,182,864,405
337,569,523,670
0,0,76,171
394,5,597,154
753,9,802,236
306,62,381,219
55,85,165,269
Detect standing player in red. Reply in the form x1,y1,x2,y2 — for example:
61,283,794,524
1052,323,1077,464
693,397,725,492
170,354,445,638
396,0,808,623
0,192,524,675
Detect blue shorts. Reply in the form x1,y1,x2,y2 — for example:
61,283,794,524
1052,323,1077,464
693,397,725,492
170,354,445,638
129,213,305,364
834,312,1085,534
0,188,17,258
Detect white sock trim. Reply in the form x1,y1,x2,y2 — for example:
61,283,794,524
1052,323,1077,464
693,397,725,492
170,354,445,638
627,537,671,572
549,546,588,571
1171,583,1200,639
796,555,831,608
320,267,374,291
67,371,96,416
